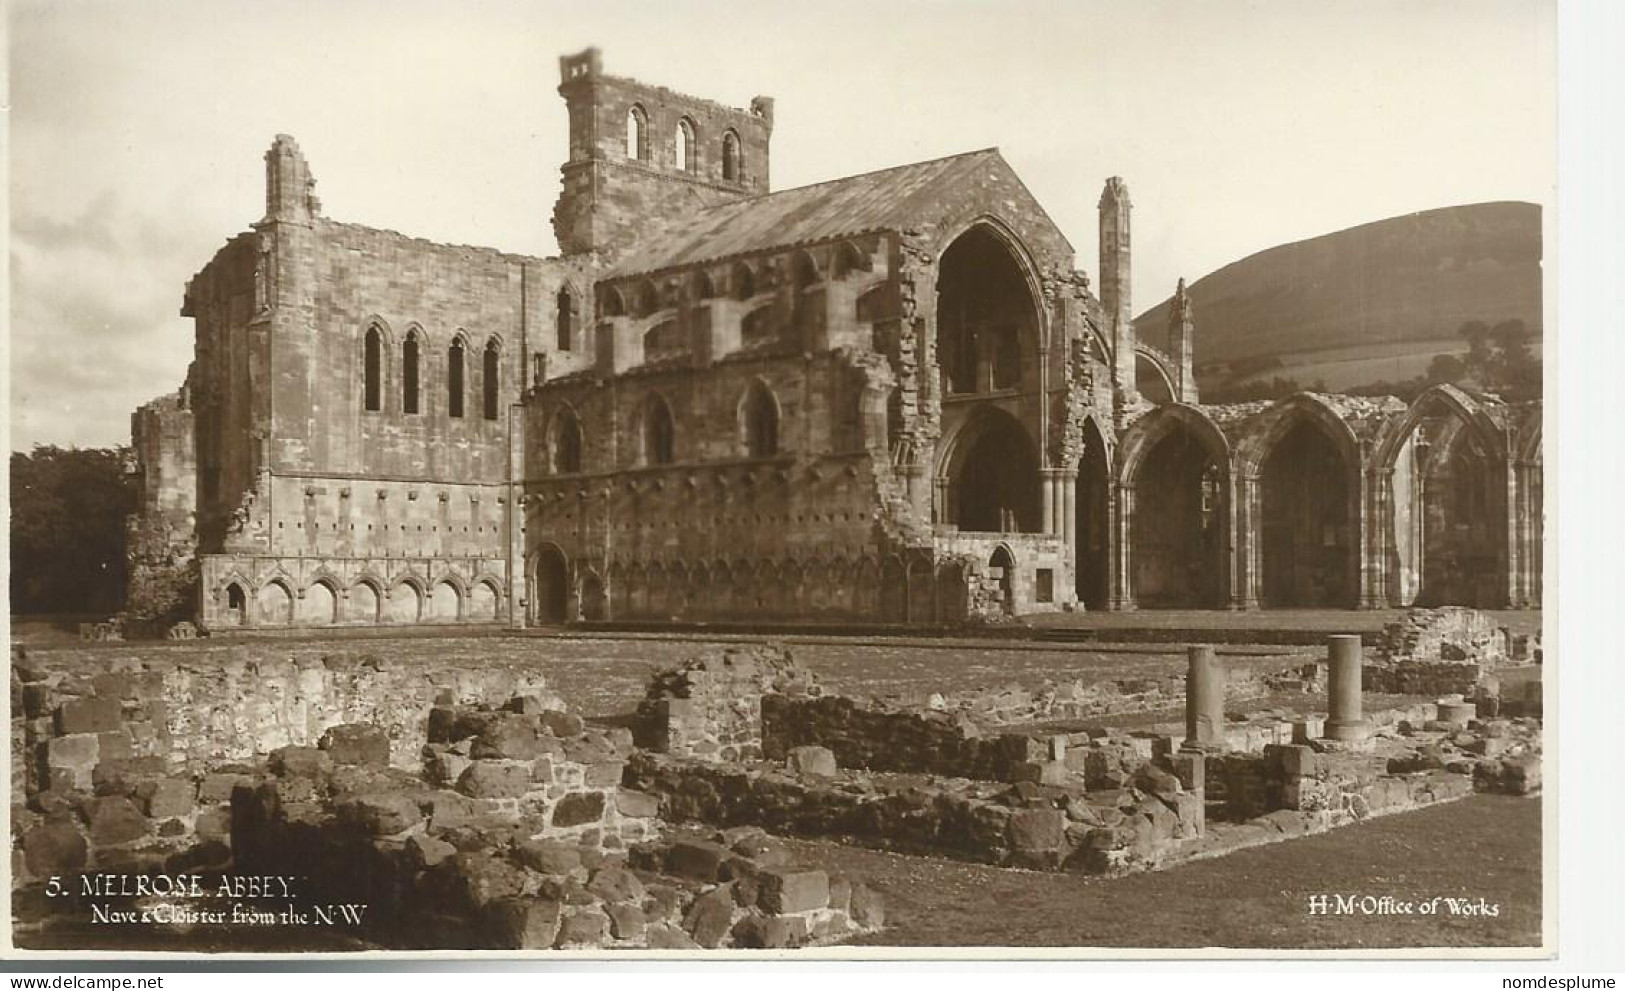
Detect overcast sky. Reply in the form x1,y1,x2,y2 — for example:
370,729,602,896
7,0,1554,450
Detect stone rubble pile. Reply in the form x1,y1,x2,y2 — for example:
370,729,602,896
231,710,878,949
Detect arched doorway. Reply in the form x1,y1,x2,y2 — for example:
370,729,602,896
1074,420,1111,609
1132,427,1226,607
944,409,1041,532
1261,421,1355,607
532,546,570,623
1413,420,1502,607
988,545,1016,615
936,224,1036,396
224,583,248,626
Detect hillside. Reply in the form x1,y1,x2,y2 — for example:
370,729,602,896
1133,202,1542,394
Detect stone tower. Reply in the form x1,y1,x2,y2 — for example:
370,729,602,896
263,134,320,225
551,47,774,257
1168,277,1199,403
1098,177,1137,408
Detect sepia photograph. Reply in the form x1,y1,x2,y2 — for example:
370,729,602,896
6,0,1560,960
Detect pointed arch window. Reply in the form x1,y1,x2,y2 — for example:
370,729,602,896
448,338,466,419
643,396,676,466
742,383,779,459
552,409,583,474
402,330,421,414
482,339,501,420
363,325,383,412
675,118,697,172
556,287,575,351
626,105,649,161
722,131,741,181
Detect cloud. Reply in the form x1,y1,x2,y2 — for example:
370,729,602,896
9,193,197,450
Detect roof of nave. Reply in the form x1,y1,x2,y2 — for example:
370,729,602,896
607,148,1028,279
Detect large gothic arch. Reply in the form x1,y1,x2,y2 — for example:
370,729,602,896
1114,404,1232,609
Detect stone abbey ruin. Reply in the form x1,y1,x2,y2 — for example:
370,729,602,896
122,47,1542,635
18,47,1542,953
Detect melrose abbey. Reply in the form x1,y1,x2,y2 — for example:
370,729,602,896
125,49,1543,633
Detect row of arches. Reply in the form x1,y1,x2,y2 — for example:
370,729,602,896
599,241,875,321
528,546,970,625
923,384,1537,613
540,381,782,475
625,105,744,181
1102,388,1539,610
363,323,503,421
218,574,504,628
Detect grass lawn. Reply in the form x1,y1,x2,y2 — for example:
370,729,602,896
782,793,1541,949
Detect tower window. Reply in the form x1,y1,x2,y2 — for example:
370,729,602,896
403,330,421,414
363,325,383,412
676,118,697,172
482,338,501,420
626,105,649,161
722,131,741,181
448,338,466,419
557,287,575,351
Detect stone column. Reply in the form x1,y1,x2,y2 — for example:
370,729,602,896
1237,473,1263,610
1109,482,1136,610
1041,469,1057,535
1324,634,1370,742
1183,645,1226,750
1061,470,1077,547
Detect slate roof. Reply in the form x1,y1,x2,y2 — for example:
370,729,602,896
607,148,1009,279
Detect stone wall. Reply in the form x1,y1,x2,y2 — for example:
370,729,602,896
625,749,1205,875
635,645,821,760
126,389,200,631
1366,607,1512,696
12,649,557,790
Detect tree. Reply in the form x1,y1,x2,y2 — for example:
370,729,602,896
9,446,136,615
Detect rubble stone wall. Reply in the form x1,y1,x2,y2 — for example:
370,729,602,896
13,651,556,784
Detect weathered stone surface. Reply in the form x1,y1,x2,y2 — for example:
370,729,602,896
615,788,660,818
270,746,331,778
666,839,732,881
551,792,606,828
850,883,885,929
88,796,149,846
645,923,701,949
139,778,195,819
683,884,736,948
471,715,546,761
586,866,645,904
757,868,829,915
320,724,392,766
457,761,532,799
57,696,122,735
786,746,837,777
22,816,88,878
1008,808,1064,852
486,898,562,950
554,906,610,948
605,901,646,941
514,838,584,876
198,771,253,803
408,834,457,869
